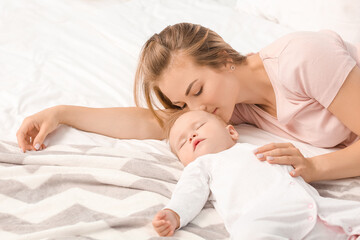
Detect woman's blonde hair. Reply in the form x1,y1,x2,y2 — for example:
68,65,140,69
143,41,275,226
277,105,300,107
134,22,246,126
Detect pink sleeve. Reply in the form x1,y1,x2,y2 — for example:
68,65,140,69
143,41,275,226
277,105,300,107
278,30,357,108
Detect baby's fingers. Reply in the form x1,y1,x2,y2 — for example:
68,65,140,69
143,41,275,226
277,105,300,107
153,220,172,236
159,222,175,237
153,220,170,232
166,229,175,237
152,219,165,228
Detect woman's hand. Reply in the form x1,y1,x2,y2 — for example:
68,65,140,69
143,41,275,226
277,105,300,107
152,209,180,237
16,106,61,152
254,143,315,182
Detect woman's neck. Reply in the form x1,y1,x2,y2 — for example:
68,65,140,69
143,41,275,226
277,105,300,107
235,53,276,112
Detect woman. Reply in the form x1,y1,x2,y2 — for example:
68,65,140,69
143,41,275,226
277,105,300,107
16,23,360,183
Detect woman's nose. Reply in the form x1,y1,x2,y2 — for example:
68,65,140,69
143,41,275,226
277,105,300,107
186,102,206,111
199,105,206,111
189,104,206,111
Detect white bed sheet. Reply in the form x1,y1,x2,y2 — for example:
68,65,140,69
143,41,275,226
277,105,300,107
1,1,359,239
0,0,294,146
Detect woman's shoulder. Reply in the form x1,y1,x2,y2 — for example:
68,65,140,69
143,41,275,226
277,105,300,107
261,30,356,107
260,30,346,60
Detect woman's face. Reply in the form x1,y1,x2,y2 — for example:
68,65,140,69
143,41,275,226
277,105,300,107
158,54,239,123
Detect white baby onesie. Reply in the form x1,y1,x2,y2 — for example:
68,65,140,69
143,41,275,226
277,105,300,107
165,143,360,240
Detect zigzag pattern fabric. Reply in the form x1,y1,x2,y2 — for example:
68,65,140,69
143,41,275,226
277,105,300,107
0,141,229,240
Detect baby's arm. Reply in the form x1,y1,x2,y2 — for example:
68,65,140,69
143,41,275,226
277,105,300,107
152,209,180,237
152,161,210,236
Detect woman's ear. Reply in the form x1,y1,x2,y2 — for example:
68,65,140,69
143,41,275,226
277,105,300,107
218,50,234,69
226,125,239,141
224,60,235,71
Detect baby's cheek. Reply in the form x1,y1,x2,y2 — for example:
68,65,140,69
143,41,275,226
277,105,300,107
196,146,211,158
179,153,195,166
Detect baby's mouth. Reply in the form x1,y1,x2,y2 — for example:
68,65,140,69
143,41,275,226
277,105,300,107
193,139,204,151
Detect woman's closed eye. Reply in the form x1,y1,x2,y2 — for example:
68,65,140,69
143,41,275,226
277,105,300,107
173,103,186,110
176,86,202,109
194,86,203,96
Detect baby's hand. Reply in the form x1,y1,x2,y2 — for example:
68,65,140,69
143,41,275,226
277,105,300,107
152,209,180,236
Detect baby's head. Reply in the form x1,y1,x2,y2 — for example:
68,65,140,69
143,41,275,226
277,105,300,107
166,110,239,166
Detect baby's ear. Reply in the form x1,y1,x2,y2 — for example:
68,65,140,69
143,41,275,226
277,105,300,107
226,125,239,141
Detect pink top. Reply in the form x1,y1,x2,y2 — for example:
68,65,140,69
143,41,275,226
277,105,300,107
230,30,360,148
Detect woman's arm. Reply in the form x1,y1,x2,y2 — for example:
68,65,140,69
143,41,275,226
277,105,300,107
254,66,360,182
309,141,360,181
16,105,166,152
310,65,360,181
58,105,165,140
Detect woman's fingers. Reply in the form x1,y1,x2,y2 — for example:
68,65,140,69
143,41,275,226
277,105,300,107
16,131,26,153
253,143,301,166
290,167,304,177
254,144,300,161
254,142,294,154
265,155,298,165
254,142,314,181
16,116,52,152
32,123,50,150
17,118,37,152
16,132,35,153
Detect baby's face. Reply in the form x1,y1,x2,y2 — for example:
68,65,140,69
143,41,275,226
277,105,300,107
169,110,238,166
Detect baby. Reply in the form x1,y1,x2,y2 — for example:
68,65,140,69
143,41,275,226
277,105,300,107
152,110,360,239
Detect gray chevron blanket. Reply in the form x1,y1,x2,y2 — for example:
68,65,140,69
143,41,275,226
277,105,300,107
0,141,228,240
0,140,359,240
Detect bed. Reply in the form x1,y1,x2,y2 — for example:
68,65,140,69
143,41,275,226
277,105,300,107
1,0,360,239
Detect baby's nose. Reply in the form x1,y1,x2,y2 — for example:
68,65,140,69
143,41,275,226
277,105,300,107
189,133,197,142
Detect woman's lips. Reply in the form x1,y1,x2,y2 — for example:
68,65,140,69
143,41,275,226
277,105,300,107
193,139,204,150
